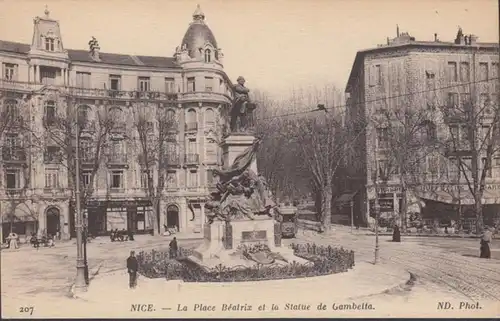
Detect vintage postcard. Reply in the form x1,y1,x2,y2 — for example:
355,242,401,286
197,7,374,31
0,0,499,319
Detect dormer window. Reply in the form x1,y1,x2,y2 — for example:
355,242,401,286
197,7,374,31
45,38,55,51
204,49,211,63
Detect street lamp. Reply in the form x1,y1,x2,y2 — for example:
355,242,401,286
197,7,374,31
74,103,87,292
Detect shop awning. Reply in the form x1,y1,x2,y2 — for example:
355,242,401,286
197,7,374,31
416,189,500,205
334,191,358,206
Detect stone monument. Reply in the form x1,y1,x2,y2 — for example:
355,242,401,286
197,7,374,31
187,77,308,269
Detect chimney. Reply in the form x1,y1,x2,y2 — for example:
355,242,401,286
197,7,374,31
396,24,400,37
434,33,438,42
470,34,478,45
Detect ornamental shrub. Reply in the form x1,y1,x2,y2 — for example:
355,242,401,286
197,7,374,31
137,243,355,282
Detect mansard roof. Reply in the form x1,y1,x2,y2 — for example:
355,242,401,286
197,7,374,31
0,39,179,69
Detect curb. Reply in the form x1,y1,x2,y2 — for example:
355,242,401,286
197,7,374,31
360,233,481,239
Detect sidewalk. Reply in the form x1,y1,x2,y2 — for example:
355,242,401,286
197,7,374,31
73,261,411,310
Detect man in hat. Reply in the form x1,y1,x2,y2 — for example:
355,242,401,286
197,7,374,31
231,76,253,131
126,251,139,288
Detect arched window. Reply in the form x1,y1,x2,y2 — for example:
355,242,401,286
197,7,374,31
166,109,176,122
186,109,197,131
204,49,211,63
78,105,91,122
109,107,125,131
205,108,215,128
44,100,56,126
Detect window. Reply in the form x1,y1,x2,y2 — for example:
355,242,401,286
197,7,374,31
370,65,381,86
5,134,21,158
447,62,458,82
187,77,196,92
109,75,121,90
460,93,471,108
492,63,499,79
110,170,123,189
479,63,489,81
45,38,55,51
2,63,16,80
5,99,19,121
206,169,216,186
5,168,21,189
427,155,439,177
188,138,197,155
44,169,59,188
138,77,150,92
188,170,198,187
110,140,125,159
165,78,175,93
460,62,470,82
205,108,215,128
40,67,57,85
447,93,459,108
376,128,389,149
205,77,213,92
206,140,217,163
76,72,91,88
204,49,211,63
448,158,459,179
141,170,151,189
166,171,177,188
377,159,390,179
44,146,61,163
44,101,56,126
80,139,94,163
81,171,92,188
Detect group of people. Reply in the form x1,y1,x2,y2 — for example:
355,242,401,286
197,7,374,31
110,229,134,242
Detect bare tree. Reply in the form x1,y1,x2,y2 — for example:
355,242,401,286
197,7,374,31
132,103,177,235
31,96,116,235
439,79,500,233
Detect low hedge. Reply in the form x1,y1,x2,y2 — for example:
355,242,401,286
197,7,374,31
137,243,355,282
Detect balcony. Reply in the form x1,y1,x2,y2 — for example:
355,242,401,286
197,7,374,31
43,152,63,164
80,154,96,166
67,87,179,102
179,91,232,104
185,122,198,132
185,154,200,165
0,79,44,93
442,107,470,123
111,122,127,134
164,154,181,166
107,153,128,166
3,116,24,129
2,149,27,163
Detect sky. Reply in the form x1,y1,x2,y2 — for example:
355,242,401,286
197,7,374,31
0,0,498,99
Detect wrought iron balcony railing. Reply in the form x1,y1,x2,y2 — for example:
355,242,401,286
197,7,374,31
107,153,128,165
2,149,27,162
185,154,200,165
185,122,198,131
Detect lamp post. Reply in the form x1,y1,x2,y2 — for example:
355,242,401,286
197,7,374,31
74,104,87,292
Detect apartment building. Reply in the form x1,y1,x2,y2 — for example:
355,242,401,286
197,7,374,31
0,6,233,240
343,27,500,230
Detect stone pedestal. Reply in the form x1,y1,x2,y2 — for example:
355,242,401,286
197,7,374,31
220,134,257,173
189,217,307,269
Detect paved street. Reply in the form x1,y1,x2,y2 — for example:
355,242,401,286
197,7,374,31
2,228,499,318
297,227,500,302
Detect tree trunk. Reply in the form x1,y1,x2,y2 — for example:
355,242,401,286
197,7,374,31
474,193,484,234
150,198,159,236
400,180,408,232
321,184,333,231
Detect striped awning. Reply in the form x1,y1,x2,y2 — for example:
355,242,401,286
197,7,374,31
416,189,500,205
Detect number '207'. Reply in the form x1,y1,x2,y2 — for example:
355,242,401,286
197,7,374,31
19,306,34,315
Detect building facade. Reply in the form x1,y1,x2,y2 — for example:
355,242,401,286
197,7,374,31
343,28,500,231
0,6,235,240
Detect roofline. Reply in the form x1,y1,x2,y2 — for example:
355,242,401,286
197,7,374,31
345,41,499,92
0,39,180,68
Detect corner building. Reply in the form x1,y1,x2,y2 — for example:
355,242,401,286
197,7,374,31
0,6,234,240
344,28,499,230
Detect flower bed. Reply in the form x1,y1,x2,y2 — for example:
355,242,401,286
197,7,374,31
137,243,355,282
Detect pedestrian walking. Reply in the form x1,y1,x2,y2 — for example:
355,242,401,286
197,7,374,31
169,237,178,259
480,226,493,259
392,224,401,242
126,251,139,288
7,232,19,249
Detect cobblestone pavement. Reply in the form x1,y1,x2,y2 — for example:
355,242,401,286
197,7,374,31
295,228,500,303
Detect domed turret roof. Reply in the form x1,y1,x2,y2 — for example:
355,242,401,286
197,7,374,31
181,5,218,58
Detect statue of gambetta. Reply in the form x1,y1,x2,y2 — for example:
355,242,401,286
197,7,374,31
230,76,257,133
